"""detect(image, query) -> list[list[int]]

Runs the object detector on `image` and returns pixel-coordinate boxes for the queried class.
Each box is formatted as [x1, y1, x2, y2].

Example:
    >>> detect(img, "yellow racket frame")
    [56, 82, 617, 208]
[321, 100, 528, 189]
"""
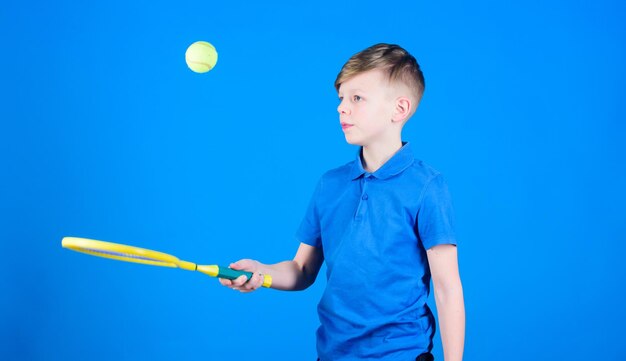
[62, 237, 272, 288]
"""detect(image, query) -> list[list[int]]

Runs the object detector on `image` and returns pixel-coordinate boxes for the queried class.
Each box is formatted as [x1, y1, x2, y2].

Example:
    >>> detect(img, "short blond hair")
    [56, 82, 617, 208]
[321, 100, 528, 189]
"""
[335, 43, 425, 104]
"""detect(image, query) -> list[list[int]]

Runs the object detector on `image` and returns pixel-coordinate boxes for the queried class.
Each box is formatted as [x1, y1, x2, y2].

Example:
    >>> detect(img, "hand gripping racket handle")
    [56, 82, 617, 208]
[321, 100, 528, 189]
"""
[197, 265, 272, 288]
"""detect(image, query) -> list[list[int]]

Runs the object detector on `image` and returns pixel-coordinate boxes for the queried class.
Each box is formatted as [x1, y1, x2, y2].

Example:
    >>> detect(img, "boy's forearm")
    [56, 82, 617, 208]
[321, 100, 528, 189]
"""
[258, 260, 315, 291]
[434, 283, 465, 361]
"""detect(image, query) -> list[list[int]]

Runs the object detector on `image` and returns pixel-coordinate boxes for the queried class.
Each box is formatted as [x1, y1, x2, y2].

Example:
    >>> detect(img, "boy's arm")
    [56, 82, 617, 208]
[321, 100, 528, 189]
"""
[427, 244, 465, 361]
[219, 242, 324, 292]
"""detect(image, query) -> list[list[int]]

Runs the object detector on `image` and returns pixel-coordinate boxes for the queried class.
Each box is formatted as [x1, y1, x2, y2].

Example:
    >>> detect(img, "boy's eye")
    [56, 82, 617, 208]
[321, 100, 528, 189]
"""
[353, 95, 362, 102]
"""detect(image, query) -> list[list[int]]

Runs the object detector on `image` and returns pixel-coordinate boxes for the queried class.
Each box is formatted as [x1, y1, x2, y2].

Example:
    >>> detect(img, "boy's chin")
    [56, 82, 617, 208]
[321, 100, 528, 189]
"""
[344, 135, 365, 146]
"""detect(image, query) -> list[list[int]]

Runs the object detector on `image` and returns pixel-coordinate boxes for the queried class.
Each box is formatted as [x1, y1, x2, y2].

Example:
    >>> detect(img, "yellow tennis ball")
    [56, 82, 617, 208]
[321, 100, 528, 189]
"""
[185, 41, 218, 73]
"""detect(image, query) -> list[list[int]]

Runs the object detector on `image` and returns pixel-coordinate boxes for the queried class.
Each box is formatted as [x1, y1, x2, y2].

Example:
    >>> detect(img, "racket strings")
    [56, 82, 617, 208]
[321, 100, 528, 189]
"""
[78, 247, 171, 264]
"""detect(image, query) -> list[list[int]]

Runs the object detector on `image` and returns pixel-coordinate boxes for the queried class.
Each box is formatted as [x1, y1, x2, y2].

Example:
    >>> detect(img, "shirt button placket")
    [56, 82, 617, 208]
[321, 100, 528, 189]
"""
[355, 176, 369, 221]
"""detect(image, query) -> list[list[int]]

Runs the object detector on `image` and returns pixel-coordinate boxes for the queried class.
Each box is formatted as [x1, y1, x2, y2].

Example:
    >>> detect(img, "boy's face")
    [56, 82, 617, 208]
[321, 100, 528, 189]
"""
[337, 69, 400, 147]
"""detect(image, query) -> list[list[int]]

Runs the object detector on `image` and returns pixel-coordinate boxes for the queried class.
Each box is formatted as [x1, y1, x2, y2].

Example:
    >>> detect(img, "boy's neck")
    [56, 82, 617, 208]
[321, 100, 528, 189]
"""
[361, 139, 404, 173]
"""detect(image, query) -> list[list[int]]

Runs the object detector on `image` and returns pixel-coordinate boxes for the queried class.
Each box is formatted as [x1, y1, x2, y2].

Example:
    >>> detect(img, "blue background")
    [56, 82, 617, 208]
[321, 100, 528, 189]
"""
[2, 1, 625, 360]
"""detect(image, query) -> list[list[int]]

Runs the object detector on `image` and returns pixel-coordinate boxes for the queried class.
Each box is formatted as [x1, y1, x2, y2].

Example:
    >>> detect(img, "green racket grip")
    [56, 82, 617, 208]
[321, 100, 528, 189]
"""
[218, 267, 253, 281]
[196, 265, 272, 288]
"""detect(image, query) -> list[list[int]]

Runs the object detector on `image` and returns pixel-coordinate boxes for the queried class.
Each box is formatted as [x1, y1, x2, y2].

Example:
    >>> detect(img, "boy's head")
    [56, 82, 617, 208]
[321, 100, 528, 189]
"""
[335, 43, 425, 120]
[336, 44, 425, 146]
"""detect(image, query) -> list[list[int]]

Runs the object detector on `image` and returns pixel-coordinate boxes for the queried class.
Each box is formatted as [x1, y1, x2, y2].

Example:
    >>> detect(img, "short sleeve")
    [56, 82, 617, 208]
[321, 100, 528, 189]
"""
[295, 177, 323, 248]
[417, 174, 457, 249]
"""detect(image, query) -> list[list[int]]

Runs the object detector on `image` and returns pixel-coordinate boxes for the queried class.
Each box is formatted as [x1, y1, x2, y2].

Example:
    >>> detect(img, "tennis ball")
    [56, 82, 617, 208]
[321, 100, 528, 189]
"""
[185, 41, 218, 73]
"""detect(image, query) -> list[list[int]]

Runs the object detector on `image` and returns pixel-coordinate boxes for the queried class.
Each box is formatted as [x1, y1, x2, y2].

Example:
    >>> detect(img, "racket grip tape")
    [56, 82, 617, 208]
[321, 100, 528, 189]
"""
[218, 267, 272, 288]
[218, 267, 253, 280]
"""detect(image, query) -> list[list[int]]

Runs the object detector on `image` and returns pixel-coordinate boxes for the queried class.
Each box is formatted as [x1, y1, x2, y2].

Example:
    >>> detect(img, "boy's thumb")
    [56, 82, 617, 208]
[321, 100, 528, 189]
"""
[229, 260, 248, 270]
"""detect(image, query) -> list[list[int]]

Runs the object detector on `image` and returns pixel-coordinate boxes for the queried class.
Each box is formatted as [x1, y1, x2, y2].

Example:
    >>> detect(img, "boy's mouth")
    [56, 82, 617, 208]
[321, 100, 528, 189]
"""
[341, 122, 353, 130]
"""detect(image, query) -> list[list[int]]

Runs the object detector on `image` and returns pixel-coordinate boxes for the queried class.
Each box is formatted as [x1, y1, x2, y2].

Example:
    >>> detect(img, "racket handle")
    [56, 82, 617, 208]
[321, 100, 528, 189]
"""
[218, 267, 253, 280]
[219, 267, 272, 288]
[197, 265, 272, 288]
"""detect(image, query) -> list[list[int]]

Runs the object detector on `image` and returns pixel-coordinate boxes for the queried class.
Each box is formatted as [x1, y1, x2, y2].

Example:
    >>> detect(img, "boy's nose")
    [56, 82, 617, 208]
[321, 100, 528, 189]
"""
[337, 102, 350, 115]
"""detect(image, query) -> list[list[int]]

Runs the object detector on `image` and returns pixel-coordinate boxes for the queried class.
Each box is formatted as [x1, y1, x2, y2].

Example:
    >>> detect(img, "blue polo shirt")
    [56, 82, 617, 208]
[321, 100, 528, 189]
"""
[296, 142, 457, 361]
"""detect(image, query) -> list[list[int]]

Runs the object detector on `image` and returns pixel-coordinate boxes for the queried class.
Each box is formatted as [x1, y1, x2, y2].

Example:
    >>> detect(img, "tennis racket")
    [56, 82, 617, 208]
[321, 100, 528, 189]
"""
[61, 237, 272, 288]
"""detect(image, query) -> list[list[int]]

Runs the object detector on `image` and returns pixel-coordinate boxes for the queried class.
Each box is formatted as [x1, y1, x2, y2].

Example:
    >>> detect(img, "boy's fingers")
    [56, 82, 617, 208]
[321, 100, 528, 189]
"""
[243, 272, 263, 290]
[242, 276, 256, 290]
[218, 278, 232, 286]
[218, 276, 247, 288]
[231, 275, 249, 287]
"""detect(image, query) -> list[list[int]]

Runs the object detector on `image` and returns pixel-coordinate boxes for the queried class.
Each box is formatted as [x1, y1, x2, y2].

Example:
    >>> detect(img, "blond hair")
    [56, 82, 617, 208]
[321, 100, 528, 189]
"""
[335, 43, 425, 104]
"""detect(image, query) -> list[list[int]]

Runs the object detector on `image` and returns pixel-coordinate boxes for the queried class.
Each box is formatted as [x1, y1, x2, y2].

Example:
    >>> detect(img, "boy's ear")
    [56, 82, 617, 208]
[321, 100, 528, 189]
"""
[392, 96, 412, 123]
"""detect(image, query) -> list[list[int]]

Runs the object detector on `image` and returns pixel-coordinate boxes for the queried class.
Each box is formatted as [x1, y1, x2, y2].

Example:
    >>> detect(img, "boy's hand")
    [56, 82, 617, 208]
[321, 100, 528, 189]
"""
[218, 259, 265, 293]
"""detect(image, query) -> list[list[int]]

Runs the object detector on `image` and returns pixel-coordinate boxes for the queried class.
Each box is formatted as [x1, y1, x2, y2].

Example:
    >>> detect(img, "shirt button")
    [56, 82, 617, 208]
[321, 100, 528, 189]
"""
[362, 194, 368, 200]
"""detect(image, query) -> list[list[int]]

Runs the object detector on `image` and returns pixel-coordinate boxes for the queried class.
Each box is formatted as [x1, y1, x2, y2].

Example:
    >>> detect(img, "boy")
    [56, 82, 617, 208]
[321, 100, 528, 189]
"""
[220, 43, 465, 361]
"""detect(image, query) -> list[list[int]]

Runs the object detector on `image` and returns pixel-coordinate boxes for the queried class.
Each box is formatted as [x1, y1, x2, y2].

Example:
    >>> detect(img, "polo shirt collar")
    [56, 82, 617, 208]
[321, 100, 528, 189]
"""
[350, 141, 414, 180]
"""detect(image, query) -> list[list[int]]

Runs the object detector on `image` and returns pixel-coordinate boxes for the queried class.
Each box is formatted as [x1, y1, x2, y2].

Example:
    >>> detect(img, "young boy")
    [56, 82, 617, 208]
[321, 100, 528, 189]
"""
[220, 43, 465, 361]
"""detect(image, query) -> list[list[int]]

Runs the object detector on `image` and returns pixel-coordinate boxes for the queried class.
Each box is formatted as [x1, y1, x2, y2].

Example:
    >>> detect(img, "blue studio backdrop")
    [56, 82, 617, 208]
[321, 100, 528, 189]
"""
[2, 1, 625, 360]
